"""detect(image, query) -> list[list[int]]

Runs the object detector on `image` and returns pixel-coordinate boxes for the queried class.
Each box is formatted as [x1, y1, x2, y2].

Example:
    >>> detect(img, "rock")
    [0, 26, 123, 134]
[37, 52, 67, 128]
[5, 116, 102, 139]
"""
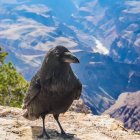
[105, 91, 140, 131]
[69, 99, 91, 114]
[0, 109, 11, 117]
[0, 105, 140, 140]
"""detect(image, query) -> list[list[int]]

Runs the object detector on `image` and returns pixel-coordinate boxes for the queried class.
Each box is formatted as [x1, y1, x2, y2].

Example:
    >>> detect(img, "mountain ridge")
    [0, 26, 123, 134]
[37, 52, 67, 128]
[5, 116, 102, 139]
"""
[105, 91, 140, 131]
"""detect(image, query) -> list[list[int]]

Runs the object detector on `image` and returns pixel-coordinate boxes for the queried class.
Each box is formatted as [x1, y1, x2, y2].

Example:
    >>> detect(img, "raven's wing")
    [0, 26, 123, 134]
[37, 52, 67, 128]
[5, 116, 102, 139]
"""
[74, 79, 82, 100]
[23, 71, 41, 109]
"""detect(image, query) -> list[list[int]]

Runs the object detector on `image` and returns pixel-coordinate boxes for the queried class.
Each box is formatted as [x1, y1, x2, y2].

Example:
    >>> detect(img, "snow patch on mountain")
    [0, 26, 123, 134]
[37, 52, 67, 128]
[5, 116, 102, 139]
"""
[16, 53, 43, 67]
[124, 1, 140, 14]
[16, 4, 50, 14]
[93, 38, 109, 55]
[0, 17, 55, 41]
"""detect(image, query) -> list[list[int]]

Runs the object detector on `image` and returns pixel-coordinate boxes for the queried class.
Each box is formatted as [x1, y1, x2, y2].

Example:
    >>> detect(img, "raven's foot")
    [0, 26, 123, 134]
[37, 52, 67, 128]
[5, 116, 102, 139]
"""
[38, 131, 50, 139]
[60, 132, 75, 138]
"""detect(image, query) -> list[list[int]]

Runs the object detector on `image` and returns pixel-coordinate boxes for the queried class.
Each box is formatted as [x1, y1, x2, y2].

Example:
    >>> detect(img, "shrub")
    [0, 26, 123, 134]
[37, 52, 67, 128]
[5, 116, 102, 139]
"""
[0, 47, 29, 107]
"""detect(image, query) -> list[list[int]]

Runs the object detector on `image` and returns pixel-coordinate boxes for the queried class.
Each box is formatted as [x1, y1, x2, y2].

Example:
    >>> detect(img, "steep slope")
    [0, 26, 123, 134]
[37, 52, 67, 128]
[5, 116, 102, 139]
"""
[73, 51, 140, 114]
[0, 0, 79, 79]
[0, 105, 140, 140]
[73, 0, 140, 64]
[105, 91, 140, 131]
[0, 0, 101, 80]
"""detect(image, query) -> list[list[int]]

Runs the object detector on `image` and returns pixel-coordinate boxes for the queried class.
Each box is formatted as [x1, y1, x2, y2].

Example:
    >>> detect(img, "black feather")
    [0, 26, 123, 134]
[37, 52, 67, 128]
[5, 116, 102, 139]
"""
[23, 46, 82, 121]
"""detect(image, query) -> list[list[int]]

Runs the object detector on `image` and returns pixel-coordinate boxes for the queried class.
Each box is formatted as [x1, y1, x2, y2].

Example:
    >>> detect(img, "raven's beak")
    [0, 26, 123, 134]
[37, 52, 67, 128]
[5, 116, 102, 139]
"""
[61, 52, 80, 63]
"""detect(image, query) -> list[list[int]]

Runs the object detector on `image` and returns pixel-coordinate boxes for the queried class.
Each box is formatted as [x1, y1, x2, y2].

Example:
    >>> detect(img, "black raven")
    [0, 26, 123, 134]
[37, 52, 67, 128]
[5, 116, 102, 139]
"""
[23, 46, 82, 139]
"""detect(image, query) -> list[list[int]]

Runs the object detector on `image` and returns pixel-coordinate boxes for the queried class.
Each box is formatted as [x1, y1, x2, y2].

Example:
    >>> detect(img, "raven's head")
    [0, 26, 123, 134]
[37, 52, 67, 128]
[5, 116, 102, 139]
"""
[47, 45, 79, 64]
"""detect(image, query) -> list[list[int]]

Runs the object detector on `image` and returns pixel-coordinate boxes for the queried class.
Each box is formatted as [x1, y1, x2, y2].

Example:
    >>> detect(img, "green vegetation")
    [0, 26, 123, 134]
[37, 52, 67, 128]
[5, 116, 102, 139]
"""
[0, 47, 29, 107]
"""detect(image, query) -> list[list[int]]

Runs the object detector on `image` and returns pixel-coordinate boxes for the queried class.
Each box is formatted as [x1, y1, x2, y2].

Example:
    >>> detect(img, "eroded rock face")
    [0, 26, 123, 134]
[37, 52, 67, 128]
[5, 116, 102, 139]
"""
[105, 91, 140, 131]
[68, 99, 91, 114]
[0, 105, 140, 140]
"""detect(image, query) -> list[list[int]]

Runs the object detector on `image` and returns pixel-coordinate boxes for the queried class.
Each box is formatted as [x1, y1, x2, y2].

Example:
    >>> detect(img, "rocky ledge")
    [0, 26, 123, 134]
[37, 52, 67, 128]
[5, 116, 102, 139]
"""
[105, 91, 140, 131]
[0, 105, 140, 140]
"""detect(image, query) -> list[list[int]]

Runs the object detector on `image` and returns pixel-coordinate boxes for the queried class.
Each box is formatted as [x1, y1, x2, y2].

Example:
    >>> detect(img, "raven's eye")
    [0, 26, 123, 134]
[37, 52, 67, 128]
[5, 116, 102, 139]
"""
[54, 50, 59, 57]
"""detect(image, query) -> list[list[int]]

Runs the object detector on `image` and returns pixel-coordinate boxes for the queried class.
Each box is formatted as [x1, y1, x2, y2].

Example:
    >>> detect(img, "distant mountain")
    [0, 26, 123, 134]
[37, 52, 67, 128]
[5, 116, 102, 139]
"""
[105, 91, 140, 131]
[73, 0, 140, 64]
[0, 0, 107, 79]
[0, 0, 140, 114]
[74, 51, 140, 114]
